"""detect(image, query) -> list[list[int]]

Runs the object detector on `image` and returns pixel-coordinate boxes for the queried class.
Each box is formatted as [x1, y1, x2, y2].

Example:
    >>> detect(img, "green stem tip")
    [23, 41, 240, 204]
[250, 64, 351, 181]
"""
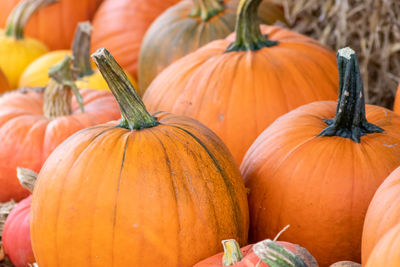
[226, 0, 278, 52]
[91, 48, 159, 130]
[222, 239, 243, 266]
[5, 0, 58, 39]
[189, 0, 225, 21]
[318, 47, 383, 142]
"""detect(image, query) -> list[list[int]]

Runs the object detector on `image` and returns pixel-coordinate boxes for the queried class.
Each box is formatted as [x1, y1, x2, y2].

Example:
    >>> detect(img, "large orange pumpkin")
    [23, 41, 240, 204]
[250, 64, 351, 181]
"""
[393, 83, 400, 113]
[361, 166, 400, 264]
[142, 0, 338, 164]
[91, 0, 180, 79]
[31, 48, 249, 266]
[0, 0, 101, 50]
[365, 224, 400, 267]
[138, 0, 286, 90]
[240, 47, 400, 266]
[0, 56, 119, 202]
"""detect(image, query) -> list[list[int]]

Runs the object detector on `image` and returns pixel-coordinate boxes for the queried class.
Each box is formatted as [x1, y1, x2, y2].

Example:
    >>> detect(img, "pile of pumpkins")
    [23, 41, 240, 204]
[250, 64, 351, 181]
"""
[0, 0, 399, 266]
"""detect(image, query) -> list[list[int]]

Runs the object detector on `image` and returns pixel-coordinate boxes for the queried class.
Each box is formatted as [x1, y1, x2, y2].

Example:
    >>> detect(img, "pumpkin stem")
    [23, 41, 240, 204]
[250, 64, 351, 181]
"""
[43, 56, 84, 119]
[0, 200, 17, 238]
[222, 239, 243, 266]
[226, 0, 277, 52]
[318, 47, 383, 142]
[190, 0, 225, 21]
[92, 48, 159, 130]
[72, 21, 94, 77]
[5, 0, 58, 39]
[17, 168, 38, 193]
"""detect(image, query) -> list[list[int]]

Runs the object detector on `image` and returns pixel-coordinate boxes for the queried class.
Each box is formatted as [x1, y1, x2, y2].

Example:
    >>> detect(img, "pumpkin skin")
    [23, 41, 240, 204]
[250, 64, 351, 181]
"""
[393, 83, 400, 113]
[31, 48, 249, 267]
[2, 195, 34, 267]
[143, 25, 338, 164]
[361, 166, 400, 264]
[138, 0, 286, 90]
[0, 0, 102, 50]
[240, 48, 400, 266]
[195, 241, 317, 266]
[365, 224, 400, 267]
[0, 88, 119, 202]
[91, 0, 180, 79]
[0, 68, 10, 92]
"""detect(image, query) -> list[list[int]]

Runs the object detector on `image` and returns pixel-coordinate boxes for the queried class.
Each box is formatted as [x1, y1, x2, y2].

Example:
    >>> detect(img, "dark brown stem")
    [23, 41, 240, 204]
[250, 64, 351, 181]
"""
[92, 48, 159, 130]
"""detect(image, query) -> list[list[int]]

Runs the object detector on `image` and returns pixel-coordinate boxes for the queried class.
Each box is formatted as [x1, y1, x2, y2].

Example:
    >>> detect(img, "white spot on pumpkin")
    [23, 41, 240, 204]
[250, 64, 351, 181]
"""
[219, 114, 224, 121]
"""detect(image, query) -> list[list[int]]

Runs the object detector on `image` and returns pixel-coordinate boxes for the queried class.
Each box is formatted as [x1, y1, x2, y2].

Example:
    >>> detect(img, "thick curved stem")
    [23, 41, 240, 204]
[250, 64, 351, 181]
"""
[222, 239, 243, 266]
[72, 21, 94, 77]
[190, 0, 225, 21]
[5, 0, 58, 39]
[226, 0, 277, 52]
[43, 56, 84, 119]
[318, 47, 383, 142]
[92, 48, 159, 130]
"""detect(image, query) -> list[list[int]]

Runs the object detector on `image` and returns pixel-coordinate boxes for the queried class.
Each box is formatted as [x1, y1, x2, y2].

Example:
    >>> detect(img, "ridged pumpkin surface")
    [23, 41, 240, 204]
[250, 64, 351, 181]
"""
[393, 83, 400, 113]
[0, 0, 101, 50]
[138, 0, 286, 90]
[91, 0, 180, 79]
[361, 166, 400, 264]
[2, 195, 34, 267]
[31, 112, 249, 266]
[241, 100, 400, 266]
[0, 88, 119, 201]
[143, 25, 338, 164]
[365, 224, 400, 267]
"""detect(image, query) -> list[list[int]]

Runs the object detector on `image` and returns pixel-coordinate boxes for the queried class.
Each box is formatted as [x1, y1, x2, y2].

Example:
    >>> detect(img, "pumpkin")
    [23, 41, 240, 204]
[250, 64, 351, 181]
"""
[138, 0, 286, 90]
[0, 68, 10, 92]
[195, 229, 318, 267]
[30, 48, 249, 266]
[361, 166, 400, 264]
[240, 47, 400, 266]
[393, 83, 400, 113]
[19, 22, 138, 92]
[91, 0, 180, 79]
[329, 262, 361, 267]
[365, 224, 400, 267]
[0, 56, 119, 202]
[142, 0, 338, 164]
[0, 0, 101, 50]
[2, 169, 37, 267]
[0, 0, 50, 89]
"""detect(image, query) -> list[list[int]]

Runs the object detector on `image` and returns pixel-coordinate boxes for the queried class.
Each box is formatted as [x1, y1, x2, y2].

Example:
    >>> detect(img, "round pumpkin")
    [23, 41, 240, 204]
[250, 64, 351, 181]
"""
[0, 56, 120, 202]
[31, 48, 249, 266]
[361, 166, 400, 264]
[91, 0, 180, 79]
[142, 0, 338, 164]
[240, 47, 400, 266]
[393, 83, 400, 113]
[0, 68, 10, 92]
[0, 0, 101, 50]
[0, 0, 50, 89]
[19, 22, 138, 92]
[195, 238, 318, 266]
[138, 0, 286, 90]
[365, 224, 400, 267]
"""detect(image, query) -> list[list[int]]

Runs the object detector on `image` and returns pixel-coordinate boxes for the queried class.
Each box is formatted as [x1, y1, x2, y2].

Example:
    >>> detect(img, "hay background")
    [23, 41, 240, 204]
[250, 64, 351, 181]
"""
[279, 0, 400, 108]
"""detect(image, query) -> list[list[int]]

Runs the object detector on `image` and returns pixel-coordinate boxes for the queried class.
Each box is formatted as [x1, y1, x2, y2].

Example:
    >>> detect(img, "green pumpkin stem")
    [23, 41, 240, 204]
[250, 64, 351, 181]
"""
[226, 0, 277, 52]
[92, 48, 159, 130]
[222, 239, 243, 266]
[318, 47, 383, 142]
[43, 56, 84, 119]
[190, 0, 225, 21]
[72, 21, 94, 77]
[5, 0, 58, 39]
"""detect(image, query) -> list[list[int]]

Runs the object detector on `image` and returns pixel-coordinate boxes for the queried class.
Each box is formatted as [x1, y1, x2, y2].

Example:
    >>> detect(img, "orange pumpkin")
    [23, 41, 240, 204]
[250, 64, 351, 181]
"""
[365, 224, 400, 267]
[91, 0, 180, 79]
[0, 68, 10, 92]
[0, 0, 101, 50]
[31, 48, 249, 266]
[138, 0, 286, 90]
[0, 56, 119, 202]
[393, 83, 400, 113]
[361, 166, 400, 264]
[240, 47, 400, 266]
[142, 0, 338, 164]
